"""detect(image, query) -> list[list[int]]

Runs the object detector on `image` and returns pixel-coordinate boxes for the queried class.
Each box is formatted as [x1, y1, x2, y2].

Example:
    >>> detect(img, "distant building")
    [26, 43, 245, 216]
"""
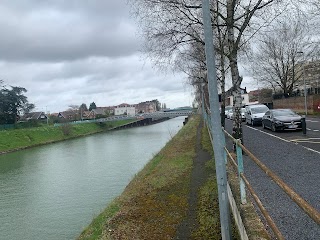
[19, 112, 48, 122]
[57, 111, 79, 121]
[92, 107, 115, 117]
[224, 87, 249, 106]
[248, 89, 273, 107]
[135, 101, 157, 114]
[294, 60, 320, 95]
[82, 111, 95, 120]
[248, 90, 260, 102]
[114, 103, 135, 116]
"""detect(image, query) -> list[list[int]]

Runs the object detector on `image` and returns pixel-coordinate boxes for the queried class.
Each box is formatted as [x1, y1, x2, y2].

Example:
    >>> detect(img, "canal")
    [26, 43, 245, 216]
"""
[0, 117, 185, 240]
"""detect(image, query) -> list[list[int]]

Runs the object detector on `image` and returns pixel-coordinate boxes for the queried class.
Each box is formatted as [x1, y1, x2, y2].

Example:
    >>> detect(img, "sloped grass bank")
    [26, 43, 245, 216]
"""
[200, 124, 269, 239]
[0, 120, 134, 154]
[78, 116, 201, 239]
[78, 116, 238, 240]
[77, 116, 268, 239]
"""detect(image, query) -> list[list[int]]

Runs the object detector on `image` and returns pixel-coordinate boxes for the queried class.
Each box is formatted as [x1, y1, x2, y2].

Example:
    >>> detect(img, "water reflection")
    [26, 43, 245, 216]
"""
[0, 117, 184, 240]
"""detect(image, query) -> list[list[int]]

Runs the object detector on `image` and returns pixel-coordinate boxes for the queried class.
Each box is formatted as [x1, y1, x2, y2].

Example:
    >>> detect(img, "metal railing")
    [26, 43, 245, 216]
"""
[202, 110, 320, 239]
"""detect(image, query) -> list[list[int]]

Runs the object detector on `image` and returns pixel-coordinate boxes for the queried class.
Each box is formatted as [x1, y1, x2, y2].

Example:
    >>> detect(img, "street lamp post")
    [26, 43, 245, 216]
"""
[303, 63, 307, 115]
[202, 0, 232, 239]
[297, 51, 307, 116]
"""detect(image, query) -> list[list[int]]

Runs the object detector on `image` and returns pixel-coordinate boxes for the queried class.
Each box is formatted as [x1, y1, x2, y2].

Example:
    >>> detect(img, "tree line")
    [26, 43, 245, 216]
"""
[0, 80, 34, 125]
[128, 0, 320, 142]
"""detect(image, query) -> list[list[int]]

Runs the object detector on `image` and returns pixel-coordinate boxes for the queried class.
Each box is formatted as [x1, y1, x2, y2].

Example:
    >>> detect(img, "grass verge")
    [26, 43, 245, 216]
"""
[191, 123, 241, 239]
[0, 120, 135, 153]
[227, 160, 271, 240]
[78, 116, 200, 239]
[216, 124, 270, 239]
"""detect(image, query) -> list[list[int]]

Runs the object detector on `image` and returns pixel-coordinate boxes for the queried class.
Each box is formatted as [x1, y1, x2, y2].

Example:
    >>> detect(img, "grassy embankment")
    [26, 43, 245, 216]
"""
[0, 120, 134, 153]
[202, 124, 270, 239]
[78, 115, 233, 239]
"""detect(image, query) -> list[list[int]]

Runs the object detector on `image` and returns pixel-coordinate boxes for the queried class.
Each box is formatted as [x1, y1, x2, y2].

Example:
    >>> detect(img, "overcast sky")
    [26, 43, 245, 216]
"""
[0, 0, 196, 113]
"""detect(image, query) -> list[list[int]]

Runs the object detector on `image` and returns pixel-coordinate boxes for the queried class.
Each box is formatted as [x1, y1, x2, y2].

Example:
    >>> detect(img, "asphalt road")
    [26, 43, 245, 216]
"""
[225, 117, 320, 239]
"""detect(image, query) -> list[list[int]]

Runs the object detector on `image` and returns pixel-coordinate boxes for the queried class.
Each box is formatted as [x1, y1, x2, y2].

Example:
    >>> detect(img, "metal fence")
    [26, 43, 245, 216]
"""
[201, 110, 320, 239]
[0, 124, 15, 130]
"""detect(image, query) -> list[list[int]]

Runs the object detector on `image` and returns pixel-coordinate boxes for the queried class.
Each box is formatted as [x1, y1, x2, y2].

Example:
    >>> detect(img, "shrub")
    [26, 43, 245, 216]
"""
[60, 123, 72, 136]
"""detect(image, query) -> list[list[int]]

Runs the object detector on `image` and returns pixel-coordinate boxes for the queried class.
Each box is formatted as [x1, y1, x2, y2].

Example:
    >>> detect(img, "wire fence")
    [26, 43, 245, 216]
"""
[201, 109, 320, 239]
[0, 124, 15, 130]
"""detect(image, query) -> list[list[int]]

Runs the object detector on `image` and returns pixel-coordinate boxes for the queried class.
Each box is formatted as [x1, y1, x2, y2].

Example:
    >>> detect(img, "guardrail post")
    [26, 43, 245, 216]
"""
[201, 87, 205, 121]
[301, 115, 307, 135]
[236, 139, 246, 204]
[222, 127, 227, 164]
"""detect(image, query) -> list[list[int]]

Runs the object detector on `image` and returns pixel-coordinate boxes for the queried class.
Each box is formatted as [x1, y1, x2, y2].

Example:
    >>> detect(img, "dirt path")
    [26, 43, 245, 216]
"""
[176, 119, 211, 239]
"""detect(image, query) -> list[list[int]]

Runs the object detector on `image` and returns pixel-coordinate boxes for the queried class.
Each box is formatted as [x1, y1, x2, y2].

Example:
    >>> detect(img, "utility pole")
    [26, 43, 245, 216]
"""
[46, 106, 49, 125]
[298, 51, 307, 116]
[201, 1, 232, 239]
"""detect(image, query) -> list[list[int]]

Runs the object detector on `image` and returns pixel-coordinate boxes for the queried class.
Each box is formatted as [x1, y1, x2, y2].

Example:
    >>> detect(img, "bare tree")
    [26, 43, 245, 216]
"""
[222, 0, 286, 142]
[129, 0, 286, 142]
[67, 105, 79, 111]
[248, 16, 314, 96]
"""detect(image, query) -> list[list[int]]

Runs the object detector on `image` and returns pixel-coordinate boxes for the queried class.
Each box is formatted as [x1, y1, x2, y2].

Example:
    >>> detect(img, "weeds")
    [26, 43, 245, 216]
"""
[78, 116, 199, 239]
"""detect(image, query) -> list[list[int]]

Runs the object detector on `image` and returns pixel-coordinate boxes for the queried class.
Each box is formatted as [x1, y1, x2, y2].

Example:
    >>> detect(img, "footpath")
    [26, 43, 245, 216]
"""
[78, 116, 232, 239]
[175, 119, 215, 239]
[78, 115, 269, 239]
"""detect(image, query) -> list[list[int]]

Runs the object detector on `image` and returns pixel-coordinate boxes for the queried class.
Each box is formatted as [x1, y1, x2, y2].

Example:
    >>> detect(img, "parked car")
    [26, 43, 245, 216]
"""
[241, 108, 246, 121]
[245, 104, 269, 126]
[227, 109, 233, 119]
[228, 108, 245, 121]
[224, 106, 233, 118]
[262, 109, 302, 132]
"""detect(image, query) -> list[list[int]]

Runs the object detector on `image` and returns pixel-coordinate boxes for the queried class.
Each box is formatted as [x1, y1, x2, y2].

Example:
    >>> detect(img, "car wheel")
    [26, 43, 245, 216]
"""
[271, 123, 276, 132]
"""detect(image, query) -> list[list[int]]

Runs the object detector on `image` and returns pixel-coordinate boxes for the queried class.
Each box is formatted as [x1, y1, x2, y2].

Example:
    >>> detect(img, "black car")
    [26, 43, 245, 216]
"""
[262, 109, 302, 131]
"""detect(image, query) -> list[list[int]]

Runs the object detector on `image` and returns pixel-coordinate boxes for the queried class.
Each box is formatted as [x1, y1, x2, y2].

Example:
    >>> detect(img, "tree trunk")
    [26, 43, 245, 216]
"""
[230, 55, 243, 143]
[220, 54, 226, 128]
[227, 0, 243, 143]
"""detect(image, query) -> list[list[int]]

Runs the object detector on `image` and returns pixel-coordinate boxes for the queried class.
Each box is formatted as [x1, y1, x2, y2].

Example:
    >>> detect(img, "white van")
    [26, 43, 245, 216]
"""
[245, 104, 269, 126]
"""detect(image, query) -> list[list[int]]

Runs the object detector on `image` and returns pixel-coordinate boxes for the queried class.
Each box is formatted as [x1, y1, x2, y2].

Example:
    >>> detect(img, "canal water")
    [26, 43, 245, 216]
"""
[0, 117, 184, 240]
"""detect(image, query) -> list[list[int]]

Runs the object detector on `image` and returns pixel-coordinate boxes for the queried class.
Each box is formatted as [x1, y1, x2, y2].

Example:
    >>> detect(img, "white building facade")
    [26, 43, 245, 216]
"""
[227, 93, 249, 106]
[114, 104, 136, 116]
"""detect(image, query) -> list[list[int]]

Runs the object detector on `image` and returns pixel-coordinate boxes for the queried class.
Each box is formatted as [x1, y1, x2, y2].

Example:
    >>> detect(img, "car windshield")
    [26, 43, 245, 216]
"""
[241, 108, 246, 113]
[272, 109, 296, 117]
[251, 106, 268, 114]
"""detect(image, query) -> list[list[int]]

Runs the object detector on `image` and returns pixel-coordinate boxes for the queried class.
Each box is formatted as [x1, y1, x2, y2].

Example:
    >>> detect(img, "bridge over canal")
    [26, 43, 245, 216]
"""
[97, 110, 195, 123]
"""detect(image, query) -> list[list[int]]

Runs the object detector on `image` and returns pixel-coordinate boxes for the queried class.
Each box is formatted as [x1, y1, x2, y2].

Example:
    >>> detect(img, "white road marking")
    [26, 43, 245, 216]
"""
[292, 140, 320, 144]
[245, 125, 320, 154]
[300, 147, 320, 154]
[292, 138, 320, 140]
[246, 125, 291, 143]
[306, 128, 320, 132]
[306, 120, 319, 123]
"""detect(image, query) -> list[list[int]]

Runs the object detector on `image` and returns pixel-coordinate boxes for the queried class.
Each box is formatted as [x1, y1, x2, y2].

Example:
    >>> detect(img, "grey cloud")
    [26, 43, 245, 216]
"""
[0, 1, 191, 113]
[4, 0, 130, 19]
[0, 1, 140, 62]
